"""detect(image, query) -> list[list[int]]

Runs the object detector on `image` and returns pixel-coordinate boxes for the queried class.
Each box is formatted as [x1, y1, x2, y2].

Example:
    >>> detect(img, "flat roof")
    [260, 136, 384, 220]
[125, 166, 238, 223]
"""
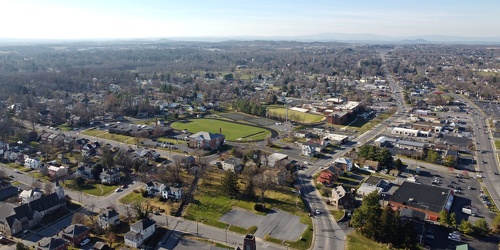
[389, 181, 452, 213]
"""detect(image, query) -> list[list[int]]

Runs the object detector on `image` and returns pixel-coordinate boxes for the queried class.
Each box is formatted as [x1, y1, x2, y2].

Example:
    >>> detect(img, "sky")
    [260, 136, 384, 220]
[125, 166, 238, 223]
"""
[1, 0, 499, 39]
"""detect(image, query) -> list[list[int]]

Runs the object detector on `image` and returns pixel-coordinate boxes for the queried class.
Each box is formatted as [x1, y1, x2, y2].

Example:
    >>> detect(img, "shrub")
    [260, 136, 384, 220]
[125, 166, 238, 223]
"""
[254, 203, 266, 212]
[141, 190, 149, 198]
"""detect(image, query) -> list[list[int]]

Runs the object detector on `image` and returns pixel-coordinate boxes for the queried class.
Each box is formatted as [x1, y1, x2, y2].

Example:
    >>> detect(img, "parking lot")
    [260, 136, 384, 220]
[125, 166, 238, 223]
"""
[408, 168, 499, 250]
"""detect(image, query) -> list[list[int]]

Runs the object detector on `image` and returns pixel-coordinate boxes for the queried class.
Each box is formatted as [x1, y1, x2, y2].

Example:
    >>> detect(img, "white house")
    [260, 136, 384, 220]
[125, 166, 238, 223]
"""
[222, 158, 243, 173]
[19, 188, 43, 204]
[332, 158, 353, 172]
[98, 208, 120, 229]
[24, 157, 42, 170]
[301, 142, 322, 157]
[124, 219, 156, 248]
[48, 165, 68, 178]
[161, 186, 182, 201]
[144, 181, 165, 196]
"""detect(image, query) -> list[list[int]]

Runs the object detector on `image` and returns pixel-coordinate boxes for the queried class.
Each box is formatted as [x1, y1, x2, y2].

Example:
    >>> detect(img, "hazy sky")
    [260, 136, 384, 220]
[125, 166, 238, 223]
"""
[1, 0, 499, 39]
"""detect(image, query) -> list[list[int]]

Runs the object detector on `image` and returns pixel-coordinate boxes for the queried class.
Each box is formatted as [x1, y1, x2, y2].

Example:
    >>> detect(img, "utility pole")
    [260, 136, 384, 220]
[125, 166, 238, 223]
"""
[225, 225, 229, 245]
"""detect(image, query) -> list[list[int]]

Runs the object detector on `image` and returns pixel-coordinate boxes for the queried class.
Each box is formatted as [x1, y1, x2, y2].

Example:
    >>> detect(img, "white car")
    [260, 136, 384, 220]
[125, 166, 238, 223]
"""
[80, 238, 90, 246]
[315, 210, 321, 215]
[115, 188, 122, 192]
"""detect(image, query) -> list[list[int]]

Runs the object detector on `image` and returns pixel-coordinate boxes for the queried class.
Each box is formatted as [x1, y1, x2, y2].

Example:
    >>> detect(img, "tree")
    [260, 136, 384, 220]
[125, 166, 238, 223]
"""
[426, 150, 439, 163]
[350, 191, 382, 239]
[439, 210, 451, 227]
[253, 172, 274, 201]
[473, 218, 490, 236]
[72, 212, 87, 225]
[221, 171, 239, 197]
[16, 242, 30, 250]
[394, 158, 404, 171]
[75, 176, 86, 187]
[100, 148, 115, 169]
[107, 232, 117, 248]
[44, 182, 54, 195]
[450, 212, 457, 229]
[379, 206, 399, 243]
[133, 201, 152, 220]
[399, 220, 418, 249]
[443, 155, 457, 167]
[458, 220, 474, 234]
[491, 213, 500, 233]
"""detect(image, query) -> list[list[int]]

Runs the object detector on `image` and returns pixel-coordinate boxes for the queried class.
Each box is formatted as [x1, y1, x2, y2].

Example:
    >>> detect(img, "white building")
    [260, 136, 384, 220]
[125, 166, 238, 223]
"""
[19, 188, 43, 204]
[124, 219, 156, 248]
[161, 186, 182, 201]
[24, 157, 41, 170]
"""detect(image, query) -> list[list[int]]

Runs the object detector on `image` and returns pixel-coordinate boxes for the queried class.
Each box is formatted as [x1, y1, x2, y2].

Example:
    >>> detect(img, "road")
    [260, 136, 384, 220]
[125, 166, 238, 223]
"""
[451, 94, 500, 209]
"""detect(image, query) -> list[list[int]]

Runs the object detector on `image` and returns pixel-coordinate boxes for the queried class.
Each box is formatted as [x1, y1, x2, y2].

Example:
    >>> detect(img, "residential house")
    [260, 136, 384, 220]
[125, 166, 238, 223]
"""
[316, 166, 343, 186]
[59, 224, 90, 246]
[144, 181, 164, 196]
[0, 183, 65, 236]
[161, 186, 182, 201]
[187, 131, 225, 150]
[0, 141, 9, 155]
[124, 219, 156, 248]
[98, 208, 120, 229]
[301, 142, 322, 157]
[48, 165, 68, 178]
[330, 185, 355, 209]
[75, 164, 93, 180]
[363, 160, 380, 172]
[356, 176, 385, 198]
[332, 158, 353, 172]
[19, 188, 43, 204]
[222, 158, 243, 173]
[24, 157, 42, 170]
[36, 236, 70, 250]
[100, 168, 121, 185]
[294, 130, 313, 138]
[171, 155, 196, 167]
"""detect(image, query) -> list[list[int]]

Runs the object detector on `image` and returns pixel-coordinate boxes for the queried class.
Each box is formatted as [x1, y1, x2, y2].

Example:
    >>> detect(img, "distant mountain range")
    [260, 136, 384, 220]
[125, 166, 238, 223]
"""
[1, 33, 500, 45]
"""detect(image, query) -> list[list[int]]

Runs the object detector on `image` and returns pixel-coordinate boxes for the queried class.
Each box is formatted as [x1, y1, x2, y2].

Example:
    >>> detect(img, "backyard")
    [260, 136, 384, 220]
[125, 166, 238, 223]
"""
[171, 118, 271, 141]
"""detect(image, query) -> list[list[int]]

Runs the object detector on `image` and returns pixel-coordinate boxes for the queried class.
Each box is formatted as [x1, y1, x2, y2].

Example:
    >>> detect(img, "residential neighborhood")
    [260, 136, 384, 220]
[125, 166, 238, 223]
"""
[0, 36, 499, 250]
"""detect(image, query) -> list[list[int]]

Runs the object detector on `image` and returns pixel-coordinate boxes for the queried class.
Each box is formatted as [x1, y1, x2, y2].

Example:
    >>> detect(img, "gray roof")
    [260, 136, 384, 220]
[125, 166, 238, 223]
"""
[224, 158, 241, 166]
[36, 236, 69, 250]
[130, 218, 156, 231]
[389, 181, 452, 213]
[188, 131, 224, 140]
[61, 224, 89, 238]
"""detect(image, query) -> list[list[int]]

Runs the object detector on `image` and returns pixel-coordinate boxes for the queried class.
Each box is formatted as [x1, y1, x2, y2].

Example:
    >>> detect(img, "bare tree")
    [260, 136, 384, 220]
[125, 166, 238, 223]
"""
[121, 205, 134, 223]
[31, 181, 43, 189]
[253, 171, 275, 201]
[44, 182, 54, 194]
[72, 212, 87, 225]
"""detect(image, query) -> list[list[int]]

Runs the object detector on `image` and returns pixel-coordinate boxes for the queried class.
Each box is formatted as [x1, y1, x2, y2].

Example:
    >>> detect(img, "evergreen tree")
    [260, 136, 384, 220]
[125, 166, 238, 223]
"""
[379, 206, 399, 243]
[350, 191, 382, 239]
[458, 220, 474, 234]
[399, 221, 418, 249]
[473, 218, 490, 236]
[221, 171, 239, 197]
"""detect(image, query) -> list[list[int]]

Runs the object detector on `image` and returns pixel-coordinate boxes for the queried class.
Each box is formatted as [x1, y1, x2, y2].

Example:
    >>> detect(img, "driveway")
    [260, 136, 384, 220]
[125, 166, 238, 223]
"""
[219, 208, 307, 241]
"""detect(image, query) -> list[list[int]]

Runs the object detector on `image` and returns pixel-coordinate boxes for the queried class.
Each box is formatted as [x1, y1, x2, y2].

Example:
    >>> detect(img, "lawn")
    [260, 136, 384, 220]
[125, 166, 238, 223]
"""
[495, 140, 500, 150]
[267, 107, 324, 124]
[119, 191, 146, 205]
[171, 118, 271, 141]
[330, 209, 345, 221]
[62, 182, 118, 196]
[346, 232, 390, 250]
[81, 129, 140, 143]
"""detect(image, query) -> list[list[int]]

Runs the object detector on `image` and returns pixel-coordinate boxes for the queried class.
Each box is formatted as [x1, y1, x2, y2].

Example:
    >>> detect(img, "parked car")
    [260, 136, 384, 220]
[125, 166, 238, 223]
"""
[80, 238, 90, 246]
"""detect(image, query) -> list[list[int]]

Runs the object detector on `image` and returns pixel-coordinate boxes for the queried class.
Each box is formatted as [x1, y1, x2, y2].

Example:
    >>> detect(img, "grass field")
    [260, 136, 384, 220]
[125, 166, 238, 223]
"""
[346, 232, 390, 250]
[119, 191, 146, 205]
[62, 182, 119, 197]
[171, 118, 271, 141]
[267, 107, 324, 124]
[81, 129, 140, 143]
[495, 140, 500, 149]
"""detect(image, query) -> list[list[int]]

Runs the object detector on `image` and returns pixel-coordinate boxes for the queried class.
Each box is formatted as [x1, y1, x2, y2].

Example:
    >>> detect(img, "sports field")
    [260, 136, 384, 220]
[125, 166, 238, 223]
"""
[267, 107, 324, 124]
[171, 118, 271, 141]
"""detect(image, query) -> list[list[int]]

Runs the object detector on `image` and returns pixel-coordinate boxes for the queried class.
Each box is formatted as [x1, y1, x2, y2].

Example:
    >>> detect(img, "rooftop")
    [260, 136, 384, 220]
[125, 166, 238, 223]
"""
[389, 181, 452, 213]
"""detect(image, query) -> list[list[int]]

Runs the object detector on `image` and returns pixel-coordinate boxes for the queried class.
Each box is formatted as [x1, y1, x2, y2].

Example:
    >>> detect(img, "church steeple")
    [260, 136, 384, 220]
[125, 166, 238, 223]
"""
[55, 178, 65, 200]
